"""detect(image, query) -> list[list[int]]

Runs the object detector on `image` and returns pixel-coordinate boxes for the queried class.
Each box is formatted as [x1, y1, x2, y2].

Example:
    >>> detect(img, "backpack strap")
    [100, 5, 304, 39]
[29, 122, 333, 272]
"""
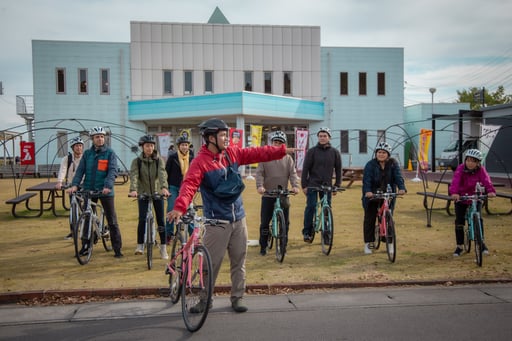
[65, 153, 73, 183]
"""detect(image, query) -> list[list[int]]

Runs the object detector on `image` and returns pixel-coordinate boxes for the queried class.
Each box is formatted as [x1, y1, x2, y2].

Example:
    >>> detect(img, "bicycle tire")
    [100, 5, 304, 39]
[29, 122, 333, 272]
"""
[321, 206, 334, 255]
[463, 223, 471, 253]
[275, 210, 286, 262]
[69, 198, 80, 235]
[168, 231, 184, 304]
[75, 213, 93, 265]
[267, 224, 274, 250]
[473, 215, 483, 267]
[182, 244, 213, 332]
[385, 211, 396, 263]
[374, 222, 381, 250]
[98, 213, 112, 252]
[146, 216, 155, 270]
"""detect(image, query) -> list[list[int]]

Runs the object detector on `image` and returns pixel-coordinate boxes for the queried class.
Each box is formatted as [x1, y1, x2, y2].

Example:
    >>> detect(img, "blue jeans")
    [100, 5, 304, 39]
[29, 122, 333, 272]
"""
[302, 190, 331, 237]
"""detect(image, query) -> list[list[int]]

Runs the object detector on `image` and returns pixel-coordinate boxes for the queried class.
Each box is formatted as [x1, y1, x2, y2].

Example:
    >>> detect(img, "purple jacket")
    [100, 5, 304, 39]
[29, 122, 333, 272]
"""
[449, 164, 496, 196]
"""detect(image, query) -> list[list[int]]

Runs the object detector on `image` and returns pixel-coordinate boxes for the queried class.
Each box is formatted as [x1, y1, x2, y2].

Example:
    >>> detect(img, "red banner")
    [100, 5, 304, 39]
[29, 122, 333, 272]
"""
[20, 141, 35, 165]
[229, 128, 243, 148]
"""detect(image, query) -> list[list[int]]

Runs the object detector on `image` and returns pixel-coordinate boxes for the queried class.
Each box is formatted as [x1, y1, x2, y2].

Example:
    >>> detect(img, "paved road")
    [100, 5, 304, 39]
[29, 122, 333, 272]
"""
[1, 284, 511, 340]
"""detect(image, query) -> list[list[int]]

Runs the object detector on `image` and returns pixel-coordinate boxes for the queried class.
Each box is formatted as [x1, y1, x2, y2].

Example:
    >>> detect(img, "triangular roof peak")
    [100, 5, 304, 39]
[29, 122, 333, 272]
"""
[207, 7, 230, 24]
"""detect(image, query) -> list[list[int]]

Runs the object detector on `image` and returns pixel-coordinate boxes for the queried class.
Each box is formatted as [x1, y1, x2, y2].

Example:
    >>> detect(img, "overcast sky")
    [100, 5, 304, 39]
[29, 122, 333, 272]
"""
[1, 0, 511, 131]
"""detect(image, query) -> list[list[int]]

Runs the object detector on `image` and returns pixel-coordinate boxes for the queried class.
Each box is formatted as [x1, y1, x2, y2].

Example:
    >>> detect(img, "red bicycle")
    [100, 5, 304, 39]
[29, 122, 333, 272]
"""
[372, 188, 400, 263]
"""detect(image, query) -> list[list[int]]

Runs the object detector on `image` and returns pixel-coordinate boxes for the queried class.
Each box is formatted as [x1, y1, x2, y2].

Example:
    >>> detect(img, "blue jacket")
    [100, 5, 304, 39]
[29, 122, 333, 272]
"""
[362, 158, 406, 208]
[72, 145, 118, 196]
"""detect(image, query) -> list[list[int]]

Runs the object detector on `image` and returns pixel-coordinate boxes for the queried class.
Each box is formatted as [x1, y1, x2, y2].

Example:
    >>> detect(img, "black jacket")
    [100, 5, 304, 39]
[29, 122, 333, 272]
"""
[301, 142, 342, 189]
[165, 151, 194, 187]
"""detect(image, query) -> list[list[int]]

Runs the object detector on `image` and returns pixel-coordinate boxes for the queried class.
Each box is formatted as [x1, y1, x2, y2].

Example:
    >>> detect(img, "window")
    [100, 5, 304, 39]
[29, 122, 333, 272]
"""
[163, 70, 172, 94]
[78, 69, 88, 94]
[359, 72, 367, 96]
[56, 132, 67, 157]
[283, 71, 292, 95]
[184, 71, 193, 94]
[264, 71, 272, 94]
[359, 130, 367, 154]
[340, 130, 349, 153]
[56, 68, 66, 94]
[204, 71, 213, 93]
[244, 71, 253, 91]
[377, 72, 386, 95]
[340, 72, 348, 95]
[100, 69, 110, 95]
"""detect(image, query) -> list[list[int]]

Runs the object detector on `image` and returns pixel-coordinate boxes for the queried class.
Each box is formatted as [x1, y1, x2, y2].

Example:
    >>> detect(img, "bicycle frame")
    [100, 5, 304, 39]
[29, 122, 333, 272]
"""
[459, 188, 487, 267]
[372, 190, 399, 263]
[134, 193, 161, 270]
[265, 186, 291, 262]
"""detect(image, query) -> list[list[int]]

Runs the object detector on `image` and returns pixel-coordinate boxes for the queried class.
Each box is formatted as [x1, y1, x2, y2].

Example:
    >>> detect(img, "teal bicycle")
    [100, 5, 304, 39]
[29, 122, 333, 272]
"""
[309, 185, 342, 255]
[459, 183, 487, 267]
[265, 186, 294, 263]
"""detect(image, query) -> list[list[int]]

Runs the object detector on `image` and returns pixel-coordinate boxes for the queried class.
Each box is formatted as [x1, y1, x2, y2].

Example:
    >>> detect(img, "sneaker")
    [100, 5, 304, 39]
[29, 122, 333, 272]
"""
[134, 244, 144, 255]
[79, 244, 89, 256]
[453, 247, 463, 257]
[114, 250, 124, 258]
[364, 243, 372, 254]
[64, 233, 72, 240]
[482, 244, 489, 255]
[260, 248, 267, 256]
[231, 297, 248, 313]
[189, 300, 213, 314]
[303, 234, 313, 243]
[159, 245, 169, 259]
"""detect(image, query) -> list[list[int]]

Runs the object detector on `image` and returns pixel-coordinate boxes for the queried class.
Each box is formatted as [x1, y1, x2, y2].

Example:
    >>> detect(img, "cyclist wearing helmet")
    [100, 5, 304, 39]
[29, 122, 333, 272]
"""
[450, 148, 496, 257]
[256, 131, 300, 255]
[165, 134, 194, 243]
[362, 142, 406, 255]
[56, 136, 84, 239]
[301, 126, 342, 243]
[129, 135, 170, 259]
[168, 118, 298, 313]
[70, 126, 124, 258]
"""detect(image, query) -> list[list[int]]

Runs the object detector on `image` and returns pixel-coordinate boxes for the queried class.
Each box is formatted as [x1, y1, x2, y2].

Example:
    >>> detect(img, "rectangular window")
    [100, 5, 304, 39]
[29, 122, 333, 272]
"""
[264, 71, 272, 94]
[184, 71, 193, 94]
[244, 71, 253, 91]
[56, 68, 66, 94]
[100, 69, 110, 95]
[340, 72, 348, 95]
[163, 70, 172, 94]
[283, 71, 292, 95]
[359, 72, 367, 96]
[204, 71, 213, 93]
[377, 72, 385, 95]
[340, 130, 349, 153]
[359, 130, 367, 154]
[78, 69, 88, 94]
[56, 132, 67, 157]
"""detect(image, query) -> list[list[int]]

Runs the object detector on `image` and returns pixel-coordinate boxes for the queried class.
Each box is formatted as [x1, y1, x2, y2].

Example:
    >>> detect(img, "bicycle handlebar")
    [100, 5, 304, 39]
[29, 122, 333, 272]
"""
[308, 185, 344, 193]
[128, 192, 167, 200]
[458, 194, 487, 202]
[264, 188, 297, 197]
[371, 192, 401, 200]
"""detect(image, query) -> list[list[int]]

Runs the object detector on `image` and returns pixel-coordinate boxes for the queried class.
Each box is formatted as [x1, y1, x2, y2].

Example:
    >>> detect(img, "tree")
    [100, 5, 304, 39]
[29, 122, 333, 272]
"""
[456, 86, 512, 110]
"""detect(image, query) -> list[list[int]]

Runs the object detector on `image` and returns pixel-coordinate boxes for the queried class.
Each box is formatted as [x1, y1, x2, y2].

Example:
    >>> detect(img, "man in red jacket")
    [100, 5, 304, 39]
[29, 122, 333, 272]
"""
[168, 118, 298, 313]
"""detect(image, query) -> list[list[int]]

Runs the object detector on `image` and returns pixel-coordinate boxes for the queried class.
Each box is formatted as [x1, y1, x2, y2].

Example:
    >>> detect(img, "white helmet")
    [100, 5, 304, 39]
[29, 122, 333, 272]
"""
[89, 126, 106, 136]
[271, 131, 287, 143]
[69, 137, 84, 148]
[375, 142, 392, 155]
[317, 127, 331, 137]
[465, 149, 483, 161]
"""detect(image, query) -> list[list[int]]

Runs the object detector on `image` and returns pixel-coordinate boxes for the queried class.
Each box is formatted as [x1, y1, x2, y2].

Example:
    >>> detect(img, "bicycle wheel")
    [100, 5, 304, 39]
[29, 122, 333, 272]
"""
[168, 232, 185, 304]
[182, 244, 213, 332]
[473, 215, 483, 267]
[74, 213, 93, 265]
[69, 199, 80, 236]
[146, 216, 155, 270]
[97, 213, 112, 252]
[267, 224, 274, 250]
[275, 210, 286, 262]
[374, 221, 381, 250]
[385, 211, 396, 263]
[463, 223, 471, 253]
[321, 206, 334, 255]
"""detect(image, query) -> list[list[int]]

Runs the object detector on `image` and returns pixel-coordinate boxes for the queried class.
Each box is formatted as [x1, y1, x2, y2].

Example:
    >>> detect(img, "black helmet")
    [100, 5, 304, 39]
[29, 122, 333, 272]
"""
[138, 134, 155, 146]
[176, 136, 190, 145]
[198, 118, 229, 136]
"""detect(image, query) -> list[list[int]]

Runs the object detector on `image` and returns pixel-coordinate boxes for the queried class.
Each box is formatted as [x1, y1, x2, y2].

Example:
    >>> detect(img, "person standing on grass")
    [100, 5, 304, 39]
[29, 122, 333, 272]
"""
[167, 118, 299, 314]
[301, 127, 342, 243]
[449, 149, 495, 257]
[56, 136, 84, 239]
[129, 135, 170, 259]
[361, 142, 406, 255]
[256, 131, 300, 256]
[69, 126, 124, 258]
[165, 135, 194, 243]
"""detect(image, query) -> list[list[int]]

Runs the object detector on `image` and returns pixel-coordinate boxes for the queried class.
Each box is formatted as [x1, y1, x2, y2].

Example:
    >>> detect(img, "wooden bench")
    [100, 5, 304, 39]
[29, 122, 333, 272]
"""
[416, 191, 453, 216]
[0, 165, 18, 178]
[37, 164, 60, 178]
[5, 192, 38, 218]
[342, 167, 364, 188]
[18, 165, 37, 178]
[485, 191, 512, 215]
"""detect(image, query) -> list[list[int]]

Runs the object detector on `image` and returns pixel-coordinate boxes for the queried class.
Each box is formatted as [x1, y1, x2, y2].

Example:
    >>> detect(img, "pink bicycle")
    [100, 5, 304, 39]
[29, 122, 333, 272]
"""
[372, 187, 400, 263]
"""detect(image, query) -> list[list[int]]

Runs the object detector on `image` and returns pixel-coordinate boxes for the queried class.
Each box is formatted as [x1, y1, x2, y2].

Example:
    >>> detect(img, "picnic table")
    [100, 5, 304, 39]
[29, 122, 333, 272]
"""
[342, 167, 364, 188]
[25, 181, 69, 217]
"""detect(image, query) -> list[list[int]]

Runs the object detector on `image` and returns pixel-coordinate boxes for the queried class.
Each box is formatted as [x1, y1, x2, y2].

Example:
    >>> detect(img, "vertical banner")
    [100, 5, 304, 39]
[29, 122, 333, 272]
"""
[295, 128, 309, 171]
[480, 124, 501, 165]
[229, 128, 243, 148]
[157, 133, 171, 159]
[250, 125, 263, 167]
[20, 141, 35, 165]
[418, 128, 432, 171]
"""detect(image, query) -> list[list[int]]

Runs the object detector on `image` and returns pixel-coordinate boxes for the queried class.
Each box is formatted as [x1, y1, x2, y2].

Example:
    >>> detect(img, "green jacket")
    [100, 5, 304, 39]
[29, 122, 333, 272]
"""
[72, 145, 117, 196]
[129, 150, 168, 194]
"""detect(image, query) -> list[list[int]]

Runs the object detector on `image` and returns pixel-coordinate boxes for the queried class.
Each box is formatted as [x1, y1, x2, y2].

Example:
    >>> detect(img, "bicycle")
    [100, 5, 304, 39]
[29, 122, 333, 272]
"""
[372, 187, 400, 263]
[166, 204, 220, 332]
[459, 183, 488, 267]
[63, 185, 83, 237]
[74, 190, 112, 265]
[265, 186, 294, 262]
[129, 192, 164, 270]
[309, 185, 342, 255]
